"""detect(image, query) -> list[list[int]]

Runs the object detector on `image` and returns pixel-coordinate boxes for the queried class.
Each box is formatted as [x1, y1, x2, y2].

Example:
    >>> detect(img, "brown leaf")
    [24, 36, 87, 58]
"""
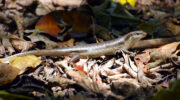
[157, 42, 180, 55]
[35, 13, 62, 37]
[111, 79, 139, 97]
[67, 70, 93, 92]
[67, 69, 111, 96]
[11, 35, 34, 52]
[36, 0, 86, 15]
[0, 63, 20, 86]
[5, 0, 33, 9]
[58, 38, 74, 48]
[28, 34, 58, 49]
[134, 49, 151, 73]
[145, 42, 180, 68]
[167, 19, 180, 35]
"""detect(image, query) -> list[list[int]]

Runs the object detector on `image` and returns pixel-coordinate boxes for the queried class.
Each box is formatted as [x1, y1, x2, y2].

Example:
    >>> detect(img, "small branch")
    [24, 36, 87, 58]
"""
[150, 63, 174, 72]
[132, 36, 180, 49]
[91, 16, 98, 43]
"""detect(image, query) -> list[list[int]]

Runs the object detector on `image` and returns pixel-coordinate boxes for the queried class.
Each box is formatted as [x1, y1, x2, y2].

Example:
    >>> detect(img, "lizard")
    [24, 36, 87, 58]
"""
[2, 31, 147, 61]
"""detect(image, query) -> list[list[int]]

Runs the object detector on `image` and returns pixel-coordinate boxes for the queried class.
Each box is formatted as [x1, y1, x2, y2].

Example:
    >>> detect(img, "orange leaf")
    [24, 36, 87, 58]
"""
[58, 10, 91, 37]
[73, 59, 88, 74]
[73, 64, 87, 74]
[35, 13, 61, 37]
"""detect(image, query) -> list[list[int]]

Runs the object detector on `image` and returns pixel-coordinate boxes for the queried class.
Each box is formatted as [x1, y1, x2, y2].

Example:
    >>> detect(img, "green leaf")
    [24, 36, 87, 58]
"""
[0, 90, 33, 100]
[151, 79, 180, 100]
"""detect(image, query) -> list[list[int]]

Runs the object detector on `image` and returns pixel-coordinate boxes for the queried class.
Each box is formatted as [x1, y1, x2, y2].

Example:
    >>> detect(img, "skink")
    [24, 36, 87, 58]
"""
[2, 31, 147, 60]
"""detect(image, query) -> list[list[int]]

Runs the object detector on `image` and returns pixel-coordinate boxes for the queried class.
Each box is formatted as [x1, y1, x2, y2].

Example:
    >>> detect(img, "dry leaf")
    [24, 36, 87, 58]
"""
[134, 49, 151, 65]
[137, 62, 151, 87]
[67, 70, 93, 92]
[67, 69, 111, 95]
[2, 35, 15, 55]
[167, 21, 180, 35]
[0, 63, 20, 86]
[99, 58, 116, 76]
[55, 58, 71, 70]
[35, 13, 62, 37]
[100, 58, 115, 69]
[157, 42, 180, 55]
[10, 35, 34, 52]
[134, 49, 151, 73]
[129, 57, 137, 72]
[5, 0, 33, 9]
[28, 34, 58, 49]
[0, 43, 5, 57]
[111, 79, 139, 96]
[36, 0, 86, 15]
[147, 42, 180, 68]
[58, 38, 74, 48]
[108, 73, 131, 81]
[9, 55, 41, 74]
[74, 59, 88, 74]
[120, 52, 137, 78]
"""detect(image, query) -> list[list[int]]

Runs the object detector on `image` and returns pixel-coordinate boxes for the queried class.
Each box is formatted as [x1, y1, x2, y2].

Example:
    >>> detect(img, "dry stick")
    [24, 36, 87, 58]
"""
[132, 36, 180, 49]
[8, 10, 24, 39]
[115, 59, 137, 78]
[0, 41, 5, 56]
[91, 16, 99, 43]
[1, 32, 15, 55]
[137, 64, 152, 87]
[108, 73, 131, 80]
[149, 63, 173, 72]
[0, 12, 12, 24]
[177, 69, 180, 79]
[121, 51, 138, 78]
[128, 57, 137, 72]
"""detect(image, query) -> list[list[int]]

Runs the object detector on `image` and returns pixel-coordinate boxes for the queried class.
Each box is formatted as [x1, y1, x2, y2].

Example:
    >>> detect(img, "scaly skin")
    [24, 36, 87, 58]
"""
[3, 31, 147, 60]
[70, 31, 147, 61]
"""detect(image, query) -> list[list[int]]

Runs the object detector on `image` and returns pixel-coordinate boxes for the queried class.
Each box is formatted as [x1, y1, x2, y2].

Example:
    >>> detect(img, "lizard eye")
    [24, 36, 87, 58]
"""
[136, 33, 141, 35]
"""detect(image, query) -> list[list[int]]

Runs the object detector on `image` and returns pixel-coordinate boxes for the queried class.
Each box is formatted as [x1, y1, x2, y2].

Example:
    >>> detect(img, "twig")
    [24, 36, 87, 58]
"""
[0, 12, 12, 24]
[108, 73, 131, 81]
[2, 32, 15, 55]
[132, 36, 180, 49]
[91, 16, 98, 43]
[150, 63, 174, 72]
[115, 60, 137, 78]
[8, 10, 24, 39]
[137, 64, 151, 87]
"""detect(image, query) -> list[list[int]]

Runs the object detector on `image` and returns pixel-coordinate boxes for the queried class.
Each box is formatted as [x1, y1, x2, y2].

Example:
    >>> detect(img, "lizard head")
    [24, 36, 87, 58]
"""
[124, 31, 147, 50]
